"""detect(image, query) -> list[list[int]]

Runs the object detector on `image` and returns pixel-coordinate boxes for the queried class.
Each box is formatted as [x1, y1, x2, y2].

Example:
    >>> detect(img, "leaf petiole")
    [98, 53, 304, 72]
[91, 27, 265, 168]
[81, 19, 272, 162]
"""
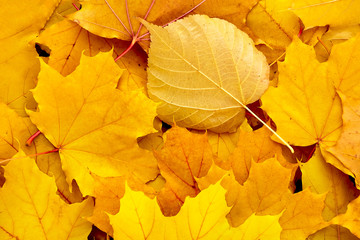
[244, 104, 294, 153]
[0, 148, 59, 165]
[26, 130, 41, 146]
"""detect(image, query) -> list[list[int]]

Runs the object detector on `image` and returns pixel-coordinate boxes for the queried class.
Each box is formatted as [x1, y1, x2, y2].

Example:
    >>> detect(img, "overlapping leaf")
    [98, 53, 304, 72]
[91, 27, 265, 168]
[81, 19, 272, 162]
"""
[230, 125, 296, 185]
[227, 158, 293, 227]
[154, 126, 213, 216]
[328, 33, 360, 98]
[28, 51, 159, 195]
[68, 0, 202, 41]
[0, 152, 93, 240]
[262, 38, 343, 147]
[290, 0, 360, 29]
[0, 0, 60, 116]
[301, 148, 360, 239]
[279, 189, 329, 240]
[247, 0, 300, 49]
[145, 14, 269, 133]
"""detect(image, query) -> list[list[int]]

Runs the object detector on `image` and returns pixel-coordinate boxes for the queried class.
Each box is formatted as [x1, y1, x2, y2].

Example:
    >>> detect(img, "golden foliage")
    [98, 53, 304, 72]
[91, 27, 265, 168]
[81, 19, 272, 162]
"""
[1, 0, 360, 239]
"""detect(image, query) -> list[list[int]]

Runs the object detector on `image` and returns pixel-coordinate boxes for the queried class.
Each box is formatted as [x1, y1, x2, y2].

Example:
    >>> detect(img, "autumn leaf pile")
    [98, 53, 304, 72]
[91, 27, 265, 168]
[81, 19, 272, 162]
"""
[1, 0, 360, 239]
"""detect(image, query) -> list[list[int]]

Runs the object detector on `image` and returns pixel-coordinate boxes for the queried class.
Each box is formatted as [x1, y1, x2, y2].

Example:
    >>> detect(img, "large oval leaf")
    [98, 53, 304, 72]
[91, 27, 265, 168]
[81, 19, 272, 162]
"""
[144, 14, 269, 133]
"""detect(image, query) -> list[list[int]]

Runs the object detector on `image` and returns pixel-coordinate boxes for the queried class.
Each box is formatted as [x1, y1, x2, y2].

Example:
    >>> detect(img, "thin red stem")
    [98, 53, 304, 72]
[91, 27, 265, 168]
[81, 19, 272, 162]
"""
[125, 0, 134, 36]
[115, 0, 206, 61]
[114, 39, 137, 62]
[72, 3, 80, 11]
[298, 27, 304, 37]
[307, 144, 317, 161]
[0, 148, 59, 165]
[135, 0, 156, 38]
[26, 130, 41, 146]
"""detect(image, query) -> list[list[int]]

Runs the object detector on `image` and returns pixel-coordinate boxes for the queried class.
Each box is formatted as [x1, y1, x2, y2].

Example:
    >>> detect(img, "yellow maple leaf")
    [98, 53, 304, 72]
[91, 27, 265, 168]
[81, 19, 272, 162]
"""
[154, 126, 213, 216]
[0, 0, 59, 60]
[0, 151, 93, 240]
[300, 147, 359, 221]
[68, 0, 204, 41]
[45, 0, 79, 27]
[87, 174, 126, 235]
[0, 0, 60, 116]
[247, 0, 300, 49]
[28, 51, 159, 195]
[331, 195, 360, 238]
[279, 188, 329, 240]
[0, 103, 32, 160]
[328, 33, 360, 98]
[144, 14, 269, 133]
[35, 19, 112, 76]
[262, 38, 343, 148]
[0, 102, 83, 204]
[109, 183, 168, 240]
[229, 213, 283, 240]
[110, 181, 234, 240]
[227, 157, 293, 227]
[230, 125, 296, 185]
[326, 94, 360, 186]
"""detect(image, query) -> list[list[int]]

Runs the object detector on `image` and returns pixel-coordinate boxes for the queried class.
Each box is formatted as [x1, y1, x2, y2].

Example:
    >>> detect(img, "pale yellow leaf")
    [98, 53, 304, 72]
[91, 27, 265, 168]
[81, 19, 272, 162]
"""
[144, 14, 269, 133]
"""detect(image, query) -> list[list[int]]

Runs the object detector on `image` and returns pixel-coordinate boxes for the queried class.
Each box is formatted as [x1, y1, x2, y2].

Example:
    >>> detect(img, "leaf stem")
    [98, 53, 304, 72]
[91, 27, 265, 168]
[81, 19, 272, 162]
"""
[244, 105, 294, 153]
[26, 130, 41, 146]
[114, 38, 137, 62]
[72, 3, 80, 11]
[0, 148, 59, 165]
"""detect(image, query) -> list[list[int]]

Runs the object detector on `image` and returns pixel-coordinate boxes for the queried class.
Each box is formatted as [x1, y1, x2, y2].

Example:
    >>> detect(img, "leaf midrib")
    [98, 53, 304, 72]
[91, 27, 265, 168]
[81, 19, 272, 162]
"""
[148, 21, 248, 110]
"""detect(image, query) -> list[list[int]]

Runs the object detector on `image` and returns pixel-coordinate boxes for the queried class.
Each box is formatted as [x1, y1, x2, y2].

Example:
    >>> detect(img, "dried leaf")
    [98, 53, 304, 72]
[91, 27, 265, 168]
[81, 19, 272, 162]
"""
[155, 126, 213, 216]
[301, 147, 359, 221]
[279, 189, 329, 240]
[145, 14, 269, 132]
[228, 157, 292, 227]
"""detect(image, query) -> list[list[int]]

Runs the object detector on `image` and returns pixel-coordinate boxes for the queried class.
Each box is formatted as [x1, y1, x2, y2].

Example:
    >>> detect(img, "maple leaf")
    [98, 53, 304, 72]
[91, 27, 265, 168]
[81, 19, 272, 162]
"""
[0, 151, 93, 240]
[110, 181, 234, 240]
[331, 195, 360, 238]
[87, 174, 126, 235]
[328, 33, 360, 98]
[0, 0, 60, 116]
[45, 0, 79, 27]
[35, 18, 113, 76]
[300, 147, 359, 220]
[246, 0, 300, 49]
[227, 157, 293, 227]
[154, 126, 213, 216]
[262, 38, 343, 148]
[326, 93, 360, 185]
[144, 14, 269, 133]
[35, 18, 148, 92]
[68, 0, 200, 40]
[230, 125, 296, 185]
[279, 189, 330, 240]
[0, 103, 32, 160]
[28, 51, 159, 195]
[229, 213, 283, 240]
